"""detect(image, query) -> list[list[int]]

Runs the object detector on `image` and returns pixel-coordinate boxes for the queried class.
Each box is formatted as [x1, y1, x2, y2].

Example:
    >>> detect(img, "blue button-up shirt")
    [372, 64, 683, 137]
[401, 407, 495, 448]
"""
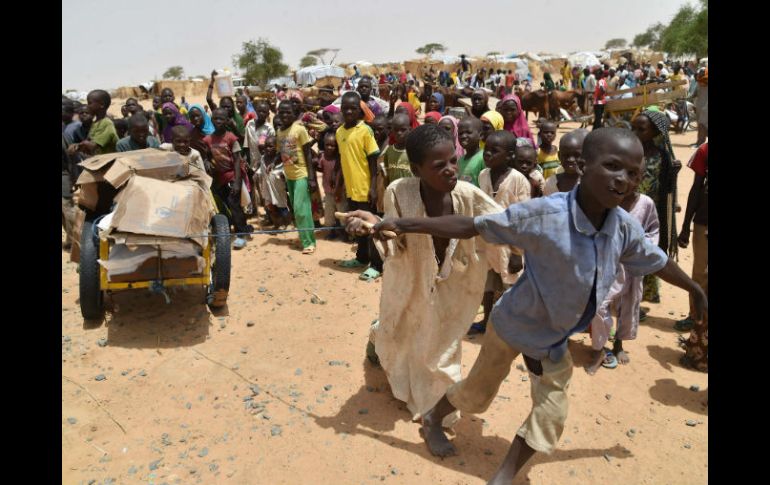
[474, 187, 668, 362]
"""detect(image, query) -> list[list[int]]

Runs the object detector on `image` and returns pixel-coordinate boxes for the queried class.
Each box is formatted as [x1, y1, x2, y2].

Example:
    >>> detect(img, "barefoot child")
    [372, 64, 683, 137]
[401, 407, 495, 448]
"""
[276, 100, 318, 254]
[468, 130, 531, 336]
[316, 132, 347, 239]
[367, 127, 707, 483]
[585, 157, 659, 374]
[343, 123, 503, 428]
[257, 135, 291, 228]
[536, 120, 561, 179]
[511, 143, 545, 198]
[543, 129, 588, 196]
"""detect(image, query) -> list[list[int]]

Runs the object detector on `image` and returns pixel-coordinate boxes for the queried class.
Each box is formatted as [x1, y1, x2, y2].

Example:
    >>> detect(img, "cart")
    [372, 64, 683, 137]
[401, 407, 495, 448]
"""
[78, 213, 232, 320]
[602, 79, 688, 129]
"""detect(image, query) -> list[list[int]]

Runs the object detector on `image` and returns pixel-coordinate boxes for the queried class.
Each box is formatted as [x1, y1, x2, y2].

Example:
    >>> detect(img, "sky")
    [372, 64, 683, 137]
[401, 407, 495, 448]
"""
[62, 0, 693, 92]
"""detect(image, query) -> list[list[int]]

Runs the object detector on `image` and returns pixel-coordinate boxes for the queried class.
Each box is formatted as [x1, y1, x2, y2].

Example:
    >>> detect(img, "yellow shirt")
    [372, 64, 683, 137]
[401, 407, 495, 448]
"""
[336, 121, 380, 202]
[537, 148, 561, 180]
[277, 121, 312, 181]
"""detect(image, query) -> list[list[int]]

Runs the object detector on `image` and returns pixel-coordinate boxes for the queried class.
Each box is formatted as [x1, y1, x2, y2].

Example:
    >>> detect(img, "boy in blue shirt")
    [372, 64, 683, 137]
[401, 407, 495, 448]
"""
[344, 127, 707, 484]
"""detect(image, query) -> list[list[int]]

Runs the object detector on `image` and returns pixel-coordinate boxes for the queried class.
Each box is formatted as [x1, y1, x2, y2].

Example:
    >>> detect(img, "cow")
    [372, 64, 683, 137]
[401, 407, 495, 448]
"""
[548, 90, 582, 120]
[518, 89, 550, 121]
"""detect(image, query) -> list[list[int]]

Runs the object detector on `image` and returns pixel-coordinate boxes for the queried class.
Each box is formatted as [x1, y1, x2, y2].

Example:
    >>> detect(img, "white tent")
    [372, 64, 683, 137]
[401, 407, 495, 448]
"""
[296, 65, 346, 86]
[568, 52, 602, 69]
[267, 77, 296, 89]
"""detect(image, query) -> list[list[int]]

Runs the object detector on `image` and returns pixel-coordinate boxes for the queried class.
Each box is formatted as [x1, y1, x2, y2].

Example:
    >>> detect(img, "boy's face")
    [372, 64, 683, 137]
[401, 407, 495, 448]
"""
[220, 98, 235, 117]
[152, 97, 162, 110]
[498, 100, 518, 124]
[341, 98, 360, 125]
[161, 90, 174, 104]
[125, 100, 141, 116]
[256, 104, 270, 123]
[411, 141, 458, 193]
[391, 118, 411, 146]
[483, 137, 509, 169]
[212, 110, 229, 131]
[264, 137, 277, 156]
[480, 120, 494, 141]
[236, 97, 246, 113]
[540, 125, 557, 145]
[471, 92, 486, 111]
[189, 108, 203, 128]
[129, 124, 149, 146]
[86, 94, 103, 116]
[458, 121, 480, 150]
[77, 107, 93, 124]
[512, 147, 537, 176]
[172, 133, 191, 156]
[278, 104, 295, 129]
[357, 80, 372, 100]
[581, 138, 644, 209]
[330, 113, 343, 131]
[162, 107, 176, 124]
[558, 138, 583, 175]
[427, 97, 440, 112]
[631, 115, 657, 143]
[371, 119, 389, 142]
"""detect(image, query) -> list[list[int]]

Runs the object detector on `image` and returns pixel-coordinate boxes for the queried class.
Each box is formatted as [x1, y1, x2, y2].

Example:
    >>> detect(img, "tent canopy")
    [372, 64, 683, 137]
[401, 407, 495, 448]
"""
[568, 52, 602, 69]
[296, 65, 346, 86]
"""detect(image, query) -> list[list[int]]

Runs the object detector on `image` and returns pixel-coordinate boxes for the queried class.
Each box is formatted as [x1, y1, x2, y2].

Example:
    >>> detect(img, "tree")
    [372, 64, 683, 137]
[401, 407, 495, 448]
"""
[415, 43, 447, 57]
[632, 23, 665, 50]
[659, 0, 708, 57]
[306, 48, 340, 65]
[162, 66, 184, 80]
[300, 56, 318, 68]
[233, 38, 289, 87]
[604, 38, 627, 49]
[486, 51, 501, 57]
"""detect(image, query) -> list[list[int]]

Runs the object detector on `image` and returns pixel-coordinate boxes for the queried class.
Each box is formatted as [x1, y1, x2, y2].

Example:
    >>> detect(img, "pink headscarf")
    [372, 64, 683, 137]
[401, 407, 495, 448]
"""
[322, 104, 340, 114]
[500, 94, 536, 149]
[424, 111, 442, 124]
[440, 115, 464, 161]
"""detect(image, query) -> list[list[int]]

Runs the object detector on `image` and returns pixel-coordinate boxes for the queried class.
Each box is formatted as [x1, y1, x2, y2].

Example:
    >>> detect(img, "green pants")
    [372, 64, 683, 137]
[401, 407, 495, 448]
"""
[286, 178, 316, 249]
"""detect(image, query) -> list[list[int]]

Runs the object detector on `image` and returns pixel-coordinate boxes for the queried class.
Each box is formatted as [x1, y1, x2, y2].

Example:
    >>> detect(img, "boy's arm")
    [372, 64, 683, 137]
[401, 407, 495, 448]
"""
[367, 152, 379, 206]
[303, 142, 318, 191]
[373, 215, 478, 240]
[207, 70, 218, 110]
[655, 259, 707, 320]
[232, 151, 243, 194]
[677, 174, 705, 248]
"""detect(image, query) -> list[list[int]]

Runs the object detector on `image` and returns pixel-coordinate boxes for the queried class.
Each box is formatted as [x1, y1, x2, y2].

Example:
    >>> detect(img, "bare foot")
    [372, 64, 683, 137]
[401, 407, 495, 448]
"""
[616, 350, 630, 365]
[421, 411, 457, 457]
[585, 349, 605, 375]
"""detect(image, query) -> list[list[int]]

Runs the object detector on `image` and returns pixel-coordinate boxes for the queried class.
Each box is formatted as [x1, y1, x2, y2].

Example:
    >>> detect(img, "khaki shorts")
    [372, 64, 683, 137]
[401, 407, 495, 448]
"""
[446, 321, 573, 453]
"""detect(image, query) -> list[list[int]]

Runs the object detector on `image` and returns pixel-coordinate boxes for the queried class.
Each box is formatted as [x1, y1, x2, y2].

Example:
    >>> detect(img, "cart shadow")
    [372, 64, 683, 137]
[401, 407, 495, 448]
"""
[648, 378, 708, 415]
[102, 286, 212, 349]
[310, 359, 633, 481]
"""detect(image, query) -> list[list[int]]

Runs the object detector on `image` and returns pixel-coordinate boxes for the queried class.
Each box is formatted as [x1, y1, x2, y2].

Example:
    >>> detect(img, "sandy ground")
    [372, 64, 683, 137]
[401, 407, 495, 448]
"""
[62, 108, 707, 484]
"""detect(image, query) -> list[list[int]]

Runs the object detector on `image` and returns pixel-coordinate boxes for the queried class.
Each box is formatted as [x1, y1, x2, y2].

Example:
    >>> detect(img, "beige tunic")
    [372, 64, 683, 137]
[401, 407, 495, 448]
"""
[371, 178, 503, 426]
[479, 168, 530, 284]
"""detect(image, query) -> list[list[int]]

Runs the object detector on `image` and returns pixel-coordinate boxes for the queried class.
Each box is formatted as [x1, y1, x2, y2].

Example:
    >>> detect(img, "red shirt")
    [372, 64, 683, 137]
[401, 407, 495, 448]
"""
[594, 79, 608, 105]
[688, 142, 708, 177]
[505, 74, 515, 87]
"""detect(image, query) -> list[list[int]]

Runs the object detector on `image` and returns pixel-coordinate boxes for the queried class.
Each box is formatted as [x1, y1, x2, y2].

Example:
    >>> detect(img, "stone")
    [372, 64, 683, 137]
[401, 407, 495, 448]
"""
[94, 374, 106, 381]
[97, 338, 108, 347]
[149, 459, 162, 471]
[689, 385, 700, 392]
[358, 408, 369, 415]
[258, 287, 267, 293]
[128, 466, 137, 475]
[186, 402, 192, 410]
[686, 419, 697, 427]
[605, 394, 612, 400]
[684, 443, 692, 449]
[627, 429, 636, 438]
[246, 321, 255, 327]
[67, 417, 77, 425]
[241, 348, 248, 354]
[271, 426, 282, 436]
[295, 368, 303, 376]
[521, 375, 528, 382]
[198, 448, 208, 458]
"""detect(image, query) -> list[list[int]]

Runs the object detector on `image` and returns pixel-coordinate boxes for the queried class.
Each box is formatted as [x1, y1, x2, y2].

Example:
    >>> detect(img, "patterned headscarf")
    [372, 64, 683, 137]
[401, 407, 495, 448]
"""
[440, 115, 464, 160]
[161, 102, 193, 143]
[188, 104, 215, 135]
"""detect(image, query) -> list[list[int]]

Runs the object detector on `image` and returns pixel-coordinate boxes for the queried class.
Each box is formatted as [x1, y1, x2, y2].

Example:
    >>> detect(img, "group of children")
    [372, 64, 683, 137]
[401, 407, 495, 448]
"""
[62, 74, 708, 483]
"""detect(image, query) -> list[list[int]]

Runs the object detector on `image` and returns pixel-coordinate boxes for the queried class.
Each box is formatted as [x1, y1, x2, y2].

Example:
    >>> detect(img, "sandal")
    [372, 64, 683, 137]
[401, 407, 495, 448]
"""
[233, 237, 247, 250]
[337, 259, 366, 268]
[301, 245, 316, 255]
[602, 351, 618, 369]
[359, 267, 382, 281]
[674, 317, 695, 332]
[467, 323, 487, 335]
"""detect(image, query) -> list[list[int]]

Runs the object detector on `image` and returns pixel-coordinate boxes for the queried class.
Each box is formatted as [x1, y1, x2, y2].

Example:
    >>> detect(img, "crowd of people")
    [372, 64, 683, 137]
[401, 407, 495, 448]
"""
[61, 58, 708, 482]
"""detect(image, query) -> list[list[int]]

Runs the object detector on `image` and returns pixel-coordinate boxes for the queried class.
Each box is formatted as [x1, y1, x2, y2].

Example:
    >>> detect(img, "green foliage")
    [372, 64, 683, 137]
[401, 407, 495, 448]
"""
[415, 43, 448, 56]
[486, 51, 501, 57]
[632, 23, 665, 50]
[162, 66, 184, 80]
[604, 38, 627, 49]
[233, 38, 289, 87]
[306, 48, 340, 65]
[300, 56, 318, 68]
[632, 1, 707, 57]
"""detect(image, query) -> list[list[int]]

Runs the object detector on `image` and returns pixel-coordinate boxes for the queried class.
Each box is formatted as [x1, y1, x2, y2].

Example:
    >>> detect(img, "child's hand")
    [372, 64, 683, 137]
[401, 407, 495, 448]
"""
[341, 210, 379, 236]
[210, 70, 217, 82]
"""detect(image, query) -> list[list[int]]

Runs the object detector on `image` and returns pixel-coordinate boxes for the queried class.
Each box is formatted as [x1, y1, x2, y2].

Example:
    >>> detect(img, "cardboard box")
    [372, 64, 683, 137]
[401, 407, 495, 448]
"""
[108, 176, 214, 245]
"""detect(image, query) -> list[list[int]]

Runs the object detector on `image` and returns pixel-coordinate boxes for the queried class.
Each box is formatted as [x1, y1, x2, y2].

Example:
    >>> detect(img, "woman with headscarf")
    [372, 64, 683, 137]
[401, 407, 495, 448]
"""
[161, 102, 194, 143]
[632, 109, 681, 303]
[438, 115, 465, 162]
[497, 94, 537, 150]
[479, 110, 504, 149]
[187, 103, 215, 167]
[427, 92, 445, 115]
[469, 89, 489, 119]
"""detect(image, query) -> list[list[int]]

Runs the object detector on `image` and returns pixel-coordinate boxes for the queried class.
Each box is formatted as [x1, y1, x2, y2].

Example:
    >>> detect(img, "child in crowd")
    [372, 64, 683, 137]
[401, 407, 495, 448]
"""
[161, 103, 194, 144]
[342, 123, 503, 428]
[116, 114, 160, 152]
[204, 107, 253, 249]
[381, 113, 413, 185]
[256, 135, 291, 228]
[187, 104, 215, 172]
[316, 132, 346, 240]
[456, 117, 485, 187]
[438, 116, 464, 163]
[498, 94, 537, 149]
[469, 130, 531, 336]
[236, 94, 256, 125]
[112, 118, 128, 140]
[424, 112, 442, 125]
[161, 125, 207, 174]
[370, 114, 390, 153]
[336, 91, 383, 281]
[244, 100, 276, 214]
[512, 142, 545, 198]
[585, 155, 658, 374]
[536, 121, 561, 179]
[480, 110, 503, 149]
[544, 129, 588, 195]
[276, 100, 318, 254]
[358, 127, 707, 484]
[70, 90, 118, 156]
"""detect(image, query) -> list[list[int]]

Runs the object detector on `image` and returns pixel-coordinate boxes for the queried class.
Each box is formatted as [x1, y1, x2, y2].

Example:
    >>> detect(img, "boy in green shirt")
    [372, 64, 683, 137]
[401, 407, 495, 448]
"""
[70, 90, 119, 156]
[457, 117, 485, 187]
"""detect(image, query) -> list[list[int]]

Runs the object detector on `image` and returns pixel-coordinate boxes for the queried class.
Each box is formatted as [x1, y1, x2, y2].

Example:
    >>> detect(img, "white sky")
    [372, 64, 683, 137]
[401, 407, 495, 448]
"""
[62, 0, 693, 92]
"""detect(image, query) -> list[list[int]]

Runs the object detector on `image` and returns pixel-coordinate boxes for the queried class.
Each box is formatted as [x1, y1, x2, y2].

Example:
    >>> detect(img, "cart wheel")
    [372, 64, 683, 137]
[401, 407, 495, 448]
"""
[79, 221, 104, 319]
[207, 214, 231, 308]
[612, 119, 632, 130]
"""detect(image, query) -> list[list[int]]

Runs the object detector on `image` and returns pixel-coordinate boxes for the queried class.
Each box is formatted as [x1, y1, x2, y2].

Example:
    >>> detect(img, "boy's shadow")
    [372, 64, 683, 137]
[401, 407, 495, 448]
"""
[642, 315, 683, 335]
[648, 378, 708, 415]
[311, 360, 632, 480]
[646, 344, 685, 372]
